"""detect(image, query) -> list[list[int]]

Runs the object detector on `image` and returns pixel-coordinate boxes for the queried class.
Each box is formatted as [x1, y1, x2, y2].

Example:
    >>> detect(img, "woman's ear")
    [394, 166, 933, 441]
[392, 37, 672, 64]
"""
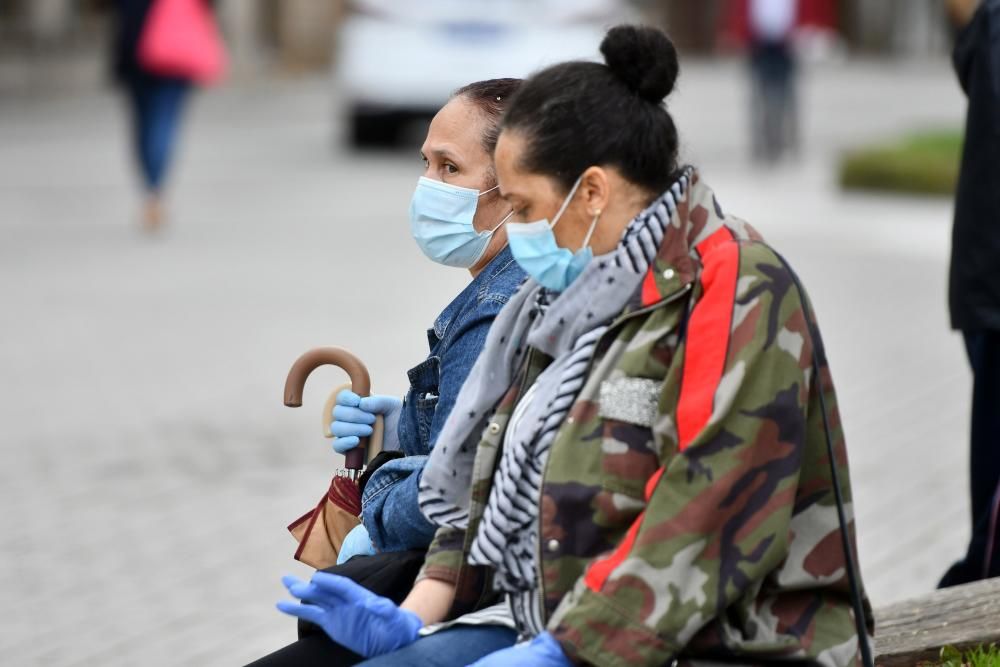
[579, 166, 610, 217]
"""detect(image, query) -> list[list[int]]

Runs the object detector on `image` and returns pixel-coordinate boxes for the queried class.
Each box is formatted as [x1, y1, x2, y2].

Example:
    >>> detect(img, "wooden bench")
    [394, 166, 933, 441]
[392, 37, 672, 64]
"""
[875, 577, 1000, 666]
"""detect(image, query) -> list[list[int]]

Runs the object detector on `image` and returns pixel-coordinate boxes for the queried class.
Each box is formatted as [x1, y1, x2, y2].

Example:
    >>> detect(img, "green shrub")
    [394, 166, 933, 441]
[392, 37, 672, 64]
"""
[838, 130, 963, 196]
[935, 643, 1000, 667]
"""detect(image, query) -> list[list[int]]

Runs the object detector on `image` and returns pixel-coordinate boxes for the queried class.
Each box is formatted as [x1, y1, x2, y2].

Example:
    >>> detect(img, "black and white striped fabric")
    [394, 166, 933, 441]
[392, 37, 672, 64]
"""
[465, 172, 690, 637]
[417, 601, 517, 637]
[468, 324, 608, 634]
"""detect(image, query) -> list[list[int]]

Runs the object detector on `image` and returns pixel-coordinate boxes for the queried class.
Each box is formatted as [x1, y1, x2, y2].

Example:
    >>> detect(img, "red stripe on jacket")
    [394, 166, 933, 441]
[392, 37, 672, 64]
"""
[677, 228, 739, 450]
[584, 227, 739, 594]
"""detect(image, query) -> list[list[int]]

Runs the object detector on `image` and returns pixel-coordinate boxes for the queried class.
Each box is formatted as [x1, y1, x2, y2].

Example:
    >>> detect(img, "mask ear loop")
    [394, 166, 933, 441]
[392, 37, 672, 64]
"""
[549, 174, 585, 231]
[579, 209, 602, 251]
[477, 182, 512, 236]
[488, 209, 515, 233]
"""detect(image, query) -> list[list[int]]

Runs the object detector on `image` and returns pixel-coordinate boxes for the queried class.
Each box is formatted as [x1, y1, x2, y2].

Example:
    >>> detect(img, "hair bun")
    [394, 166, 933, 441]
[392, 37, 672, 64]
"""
[600, 25, 678, 104]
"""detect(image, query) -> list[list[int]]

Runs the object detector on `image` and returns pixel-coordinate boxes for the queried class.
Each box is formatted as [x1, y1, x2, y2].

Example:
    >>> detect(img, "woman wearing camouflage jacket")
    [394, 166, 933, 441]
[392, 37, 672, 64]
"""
[277, 25, 873, 667]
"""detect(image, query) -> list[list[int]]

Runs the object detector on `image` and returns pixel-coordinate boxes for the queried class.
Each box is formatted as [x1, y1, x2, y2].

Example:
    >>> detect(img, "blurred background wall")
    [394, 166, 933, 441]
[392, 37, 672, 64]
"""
[0, 0, 955, 87]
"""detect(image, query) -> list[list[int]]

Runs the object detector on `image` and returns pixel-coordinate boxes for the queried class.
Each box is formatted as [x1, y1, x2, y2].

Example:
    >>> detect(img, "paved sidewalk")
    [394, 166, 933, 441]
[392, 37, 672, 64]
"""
[0, 59, 970, 665]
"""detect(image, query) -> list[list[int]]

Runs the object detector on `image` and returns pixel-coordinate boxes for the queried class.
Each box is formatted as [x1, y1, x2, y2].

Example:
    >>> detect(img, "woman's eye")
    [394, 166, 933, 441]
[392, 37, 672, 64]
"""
[444, 163, 458, 175]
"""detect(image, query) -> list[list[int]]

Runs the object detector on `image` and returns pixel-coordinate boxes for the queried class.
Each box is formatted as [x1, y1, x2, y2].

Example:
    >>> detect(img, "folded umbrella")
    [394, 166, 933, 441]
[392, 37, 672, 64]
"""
[284, 347, 384, 569]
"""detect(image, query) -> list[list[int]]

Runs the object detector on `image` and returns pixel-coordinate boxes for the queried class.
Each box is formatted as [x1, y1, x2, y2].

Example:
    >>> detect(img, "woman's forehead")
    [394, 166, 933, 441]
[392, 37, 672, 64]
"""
[494, 132, 526, 183]
[424, 96, 486, 159]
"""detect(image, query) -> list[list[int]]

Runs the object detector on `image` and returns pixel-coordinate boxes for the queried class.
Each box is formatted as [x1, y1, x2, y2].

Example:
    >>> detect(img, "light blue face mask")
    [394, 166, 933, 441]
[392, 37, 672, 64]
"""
[409, 176, 512, 269]
[506, 174, 600, 292]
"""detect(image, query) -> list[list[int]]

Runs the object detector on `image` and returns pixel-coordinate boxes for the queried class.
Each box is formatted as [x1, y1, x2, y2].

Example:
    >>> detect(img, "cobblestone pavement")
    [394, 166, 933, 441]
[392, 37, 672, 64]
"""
[0, 59, 970, 665]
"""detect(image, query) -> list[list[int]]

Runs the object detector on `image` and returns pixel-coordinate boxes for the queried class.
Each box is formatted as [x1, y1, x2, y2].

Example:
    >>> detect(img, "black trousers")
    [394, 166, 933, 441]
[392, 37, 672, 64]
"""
[941, 331, 1000, 587]
[749, 40, 798, 163]
[246, 550, 426, 667]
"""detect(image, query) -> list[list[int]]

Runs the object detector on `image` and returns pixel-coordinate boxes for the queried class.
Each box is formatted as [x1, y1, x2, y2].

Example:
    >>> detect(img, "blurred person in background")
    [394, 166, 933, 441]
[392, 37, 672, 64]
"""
[248, 78, 526, 667]
[110, 0, 223, 232]
[275, 24, 871, 667]
[719, 0, 837, 164]
[940, 0, 1000, 588]
[748, 0, 799, 163]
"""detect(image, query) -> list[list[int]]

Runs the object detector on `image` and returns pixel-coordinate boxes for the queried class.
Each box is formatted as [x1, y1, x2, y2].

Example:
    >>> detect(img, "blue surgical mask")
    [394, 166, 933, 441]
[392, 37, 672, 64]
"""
[506, 174, 600, 292]
[409, 177, 512, 268]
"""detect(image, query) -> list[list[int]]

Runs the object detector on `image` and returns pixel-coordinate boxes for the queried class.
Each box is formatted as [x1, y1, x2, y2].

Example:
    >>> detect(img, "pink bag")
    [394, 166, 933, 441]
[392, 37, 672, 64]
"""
[137, 0, 227, 85]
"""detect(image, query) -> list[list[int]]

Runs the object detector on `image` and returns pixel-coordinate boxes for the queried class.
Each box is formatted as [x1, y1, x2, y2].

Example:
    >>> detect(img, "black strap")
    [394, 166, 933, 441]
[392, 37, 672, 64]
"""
[777, 253, 874, 667]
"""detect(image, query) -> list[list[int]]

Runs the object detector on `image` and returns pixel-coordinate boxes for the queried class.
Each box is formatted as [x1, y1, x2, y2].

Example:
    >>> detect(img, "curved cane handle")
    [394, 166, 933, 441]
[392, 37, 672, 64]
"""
[284, 347, 371, 471]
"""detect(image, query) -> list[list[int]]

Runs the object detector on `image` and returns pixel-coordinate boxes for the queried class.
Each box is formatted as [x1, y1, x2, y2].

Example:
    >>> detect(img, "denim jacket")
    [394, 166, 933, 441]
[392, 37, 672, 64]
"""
[360, 246, 525, 551]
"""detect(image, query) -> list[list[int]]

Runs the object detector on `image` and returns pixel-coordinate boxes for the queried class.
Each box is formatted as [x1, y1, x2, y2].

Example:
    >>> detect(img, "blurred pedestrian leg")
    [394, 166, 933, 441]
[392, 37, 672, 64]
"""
[126, 75, 189, 230]
[964, 332, 1000, 580]
[748, 0, 799, 164]
[749, 41, 797, 162]
[111, 0, 224, 232]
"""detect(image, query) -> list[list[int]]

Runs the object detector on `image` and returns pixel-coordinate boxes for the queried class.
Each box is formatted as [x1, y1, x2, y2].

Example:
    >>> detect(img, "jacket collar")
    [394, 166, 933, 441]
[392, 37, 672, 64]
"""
[631, 169, 761, 311]
[432, 245, 516, 341]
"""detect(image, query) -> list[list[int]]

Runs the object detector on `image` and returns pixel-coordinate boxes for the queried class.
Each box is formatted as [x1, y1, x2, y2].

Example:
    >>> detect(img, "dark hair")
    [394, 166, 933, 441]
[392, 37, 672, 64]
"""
[501, 25, 681, 195]
[452, 78, 524, 155]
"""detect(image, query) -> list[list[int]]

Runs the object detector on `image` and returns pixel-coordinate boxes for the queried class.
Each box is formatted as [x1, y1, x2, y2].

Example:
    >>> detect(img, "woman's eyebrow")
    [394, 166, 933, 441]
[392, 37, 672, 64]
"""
[429, 147, 461, 162]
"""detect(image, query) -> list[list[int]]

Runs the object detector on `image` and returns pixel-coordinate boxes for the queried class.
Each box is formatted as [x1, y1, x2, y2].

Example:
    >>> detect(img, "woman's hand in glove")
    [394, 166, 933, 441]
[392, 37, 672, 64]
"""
[330, 390, 402, 454]
[277, 572, 422, 658]
[469, 632, 572, 667]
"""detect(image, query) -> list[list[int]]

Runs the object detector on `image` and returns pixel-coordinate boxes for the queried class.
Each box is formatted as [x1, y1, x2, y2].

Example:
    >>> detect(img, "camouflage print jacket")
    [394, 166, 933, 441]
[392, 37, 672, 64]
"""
[417, 172, 873, 667]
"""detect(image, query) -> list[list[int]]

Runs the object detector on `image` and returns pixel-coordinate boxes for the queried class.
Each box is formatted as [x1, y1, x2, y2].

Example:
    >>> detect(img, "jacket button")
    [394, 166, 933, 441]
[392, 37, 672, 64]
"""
[662, 268, 675, 280]
[546, 538, 560, 553]
[487, 422, 501, 434]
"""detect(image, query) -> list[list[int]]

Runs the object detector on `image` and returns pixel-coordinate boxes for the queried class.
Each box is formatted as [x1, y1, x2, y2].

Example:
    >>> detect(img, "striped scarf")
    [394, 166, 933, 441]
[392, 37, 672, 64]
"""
[465, 172, 692, 636]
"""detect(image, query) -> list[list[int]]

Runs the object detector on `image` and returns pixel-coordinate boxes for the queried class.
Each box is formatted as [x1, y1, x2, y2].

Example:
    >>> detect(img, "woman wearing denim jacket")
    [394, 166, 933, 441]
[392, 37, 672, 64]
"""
[247, 79, 526, 667]
[332, 78, 527, 559]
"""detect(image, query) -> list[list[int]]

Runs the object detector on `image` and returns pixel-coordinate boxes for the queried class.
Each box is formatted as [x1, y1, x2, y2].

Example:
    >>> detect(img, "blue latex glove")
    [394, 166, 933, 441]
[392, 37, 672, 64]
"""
[469, 632, 572, 667]
[330, 390, 402, 454]
[336, 523, 376, 564]
[277, 572, 422, 657]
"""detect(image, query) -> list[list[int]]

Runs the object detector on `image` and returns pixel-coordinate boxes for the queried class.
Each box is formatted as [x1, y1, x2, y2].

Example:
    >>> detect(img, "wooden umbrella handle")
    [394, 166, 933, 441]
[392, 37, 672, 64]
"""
[284, 347, 371, 471]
